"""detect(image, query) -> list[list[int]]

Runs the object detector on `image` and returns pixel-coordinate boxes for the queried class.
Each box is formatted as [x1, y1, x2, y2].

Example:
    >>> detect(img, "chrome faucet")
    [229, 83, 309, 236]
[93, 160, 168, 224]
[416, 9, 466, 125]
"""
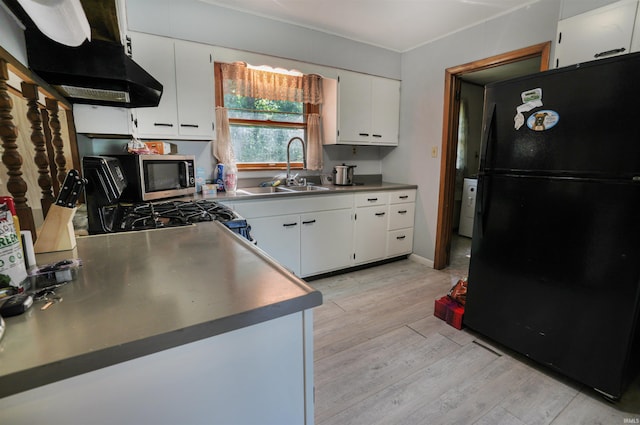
[286, 137, 307, 186]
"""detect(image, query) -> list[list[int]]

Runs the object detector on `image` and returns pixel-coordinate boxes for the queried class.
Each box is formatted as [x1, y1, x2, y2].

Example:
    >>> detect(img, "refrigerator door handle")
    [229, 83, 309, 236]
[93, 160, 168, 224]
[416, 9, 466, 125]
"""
[479, 102, 497, 173]
[476, 103, 496, 238]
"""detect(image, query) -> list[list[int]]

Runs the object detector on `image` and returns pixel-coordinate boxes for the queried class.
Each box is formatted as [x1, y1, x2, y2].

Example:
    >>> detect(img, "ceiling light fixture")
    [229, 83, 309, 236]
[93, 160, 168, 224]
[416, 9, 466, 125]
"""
[16, 0, 91, 47]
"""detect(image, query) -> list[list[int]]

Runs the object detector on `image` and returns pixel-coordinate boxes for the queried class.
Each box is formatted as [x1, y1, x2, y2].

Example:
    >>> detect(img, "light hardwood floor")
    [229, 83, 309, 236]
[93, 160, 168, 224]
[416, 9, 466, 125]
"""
[310, 236, 640, 425]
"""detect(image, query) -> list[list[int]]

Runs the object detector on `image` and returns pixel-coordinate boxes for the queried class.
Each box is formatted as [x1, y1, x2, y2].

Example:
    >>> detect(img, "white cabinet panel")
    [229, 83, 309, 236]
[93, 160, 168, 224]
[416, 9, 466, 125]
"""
[300, 209, 352, 276]
[388, 203, 415, 231]
[355, 192, 389, 207]
[73, 104, 136, 135]
[174, 40, 215, 138]
[389, 189, 416, 204]
[387, 229, 414, 257]
[250, 215, 300, 276]
[554, 0, 638, 68]
[371, 76, 400, 145]
[354, 205, 388, 264]
[130, 32, 178, 137]
[130, 32, 215, 140]
[333, 70, 400, 146]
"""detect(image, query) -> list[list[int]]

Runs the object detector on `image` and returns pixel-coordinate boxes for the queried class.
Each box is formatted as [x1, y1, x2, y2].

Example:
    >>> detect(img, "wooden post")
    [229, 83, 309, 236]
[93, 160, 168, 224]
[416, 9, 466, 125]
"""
[21, 82, 55, 217]
[45, 97, 67, 187]
[0, 60, 37, 240]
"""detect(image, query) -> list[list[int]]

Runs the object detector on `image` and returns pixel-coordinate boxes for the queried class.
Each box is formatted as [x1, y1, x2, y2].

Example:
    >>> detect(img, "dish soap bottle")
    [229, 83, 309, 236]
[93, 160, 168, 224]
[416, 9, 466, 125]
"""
[223, 163, 237, 193]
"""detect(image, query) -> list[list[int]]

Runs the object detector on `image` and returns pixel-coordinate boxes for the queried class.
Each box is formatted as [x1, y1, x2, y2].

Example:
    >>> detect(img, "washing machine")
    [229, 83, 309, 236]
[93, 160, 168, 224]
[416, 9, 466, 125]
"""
[458, 178, 477, 238]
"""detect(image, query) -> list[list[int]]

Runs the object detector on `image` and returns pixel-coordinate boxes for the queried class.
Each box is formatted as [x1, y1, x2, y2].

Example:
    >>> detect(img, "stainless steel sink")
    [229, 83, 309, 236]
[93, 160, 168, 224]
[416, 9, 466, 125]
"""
[236, 185, 329, 195]
[277, 185, 330, 192]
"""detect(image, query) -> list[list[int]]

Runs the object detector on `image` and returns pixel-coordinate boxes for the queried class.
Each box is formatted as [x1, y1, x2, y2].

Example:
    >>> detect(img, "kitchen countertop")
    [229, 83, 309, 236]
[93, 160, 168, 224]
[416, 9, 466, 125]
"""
[208, 181, 418, 202]
[0, 222, 322, 398]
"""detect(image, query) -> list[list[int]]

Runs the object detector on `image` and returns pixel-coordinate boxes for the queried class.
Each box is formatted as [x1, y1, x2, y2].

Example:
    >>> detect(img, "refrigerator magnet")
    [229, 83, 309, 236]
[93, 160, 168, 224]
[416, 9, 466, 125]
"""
[526, 110, 559, 131]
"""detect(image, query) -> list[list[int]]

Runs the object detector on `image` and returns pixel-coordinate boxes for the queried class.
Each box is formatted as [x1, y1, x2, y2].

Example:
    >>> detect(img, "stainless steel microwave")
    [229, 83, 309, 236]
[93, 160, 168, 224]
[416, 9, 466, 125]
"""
[111, 154, 196, 201]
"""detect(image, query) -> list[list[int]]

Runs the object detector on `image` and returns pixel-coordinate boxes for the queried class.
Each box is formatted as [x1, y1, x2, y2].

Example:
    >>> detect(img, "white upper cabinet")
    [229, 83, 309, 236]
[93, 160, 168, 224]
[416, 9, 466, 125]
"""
[174, 40, 215, 138]
[553, 0, 639, 68]
[332, 70, 400, 146]
[130, 32, 215, 140]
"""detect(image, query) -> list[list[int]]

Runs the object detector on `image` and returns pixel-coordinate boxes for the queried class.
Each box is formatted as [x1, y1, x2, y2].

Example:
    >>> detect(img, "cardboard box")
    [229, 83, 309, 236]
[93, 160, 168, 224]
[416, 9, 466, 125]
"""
[434, 296, 465, 330]
[144, 141, 177, 155]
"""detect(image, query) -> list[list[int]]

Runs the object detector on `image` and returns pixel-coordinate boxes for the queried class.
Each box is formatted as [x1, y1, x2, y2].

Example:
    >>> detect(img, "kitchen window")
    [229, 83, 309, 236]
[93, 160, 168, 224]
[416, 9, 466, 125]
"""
[214, 62, 322, 170]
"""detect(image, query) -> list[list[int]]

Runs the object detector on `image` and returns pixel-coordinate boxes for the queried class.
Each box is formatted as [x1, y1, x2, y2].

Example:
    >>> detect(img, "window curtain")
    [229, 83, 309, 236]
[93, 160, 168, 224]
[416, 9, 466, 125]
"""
[213, 106, 236, 165]
[220, 62, 325, 169]
[306, 113, 322, 171]
[456, 100, 468, 173]
[220, 62, 323, 105]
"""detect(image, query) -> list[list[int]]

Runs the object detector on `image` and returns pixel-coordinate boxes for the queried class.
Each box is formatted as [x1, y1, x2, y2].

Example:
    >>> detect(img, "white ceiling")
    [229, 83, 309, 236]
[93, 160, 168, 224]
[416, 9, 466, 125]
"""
[199, 0, 541, 52]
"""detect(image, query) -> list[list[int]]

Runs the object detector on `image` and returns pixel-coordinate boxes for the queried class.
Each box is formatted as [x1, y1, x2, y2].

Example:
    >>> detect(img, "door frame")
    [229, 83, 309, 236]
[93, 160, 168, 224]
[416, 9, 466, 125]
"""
[433, 42, 551, 270]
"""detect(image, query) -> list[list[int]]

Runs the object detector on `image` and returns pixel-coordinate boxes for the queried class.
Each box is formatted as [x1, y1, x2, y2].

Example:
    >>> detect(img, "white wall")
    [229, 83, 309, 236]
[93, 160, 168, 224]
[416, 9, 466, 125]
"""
[125, 0, 401, 80]
[385, 0, 563, 264]
[0, 4, 27, 65]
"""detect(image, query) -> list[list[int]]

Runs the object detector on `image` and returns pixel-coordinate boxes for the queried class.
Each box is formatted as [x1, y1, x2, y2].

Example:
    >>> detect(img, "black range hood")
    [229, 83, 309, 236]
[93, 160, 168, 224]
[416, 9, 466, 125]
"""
[25, 28, 163, 108]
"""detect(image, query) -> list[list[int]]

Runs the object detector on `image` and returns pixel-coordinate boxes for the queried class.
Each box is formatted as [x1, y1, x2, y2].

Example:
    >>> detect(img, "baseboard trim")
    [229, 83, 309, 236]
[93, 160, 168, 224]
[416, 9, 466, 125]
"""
[408, 253, 434, 268]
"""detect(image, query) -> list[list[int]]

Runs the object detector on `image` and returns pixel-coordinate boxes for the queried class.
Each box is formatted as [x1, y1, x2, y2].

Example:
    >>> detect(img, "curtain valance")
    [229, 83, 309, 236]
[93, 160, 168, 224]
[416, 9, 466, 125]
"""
[220, 62, 323, 105]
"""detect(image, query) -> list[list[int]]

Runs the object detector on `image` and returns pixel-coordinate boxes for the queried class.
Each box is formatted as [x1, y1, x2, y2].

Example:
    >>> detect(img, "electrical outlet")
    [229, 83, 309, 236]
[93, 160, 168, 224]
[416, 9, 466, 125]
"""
[432, 146, 438, 158]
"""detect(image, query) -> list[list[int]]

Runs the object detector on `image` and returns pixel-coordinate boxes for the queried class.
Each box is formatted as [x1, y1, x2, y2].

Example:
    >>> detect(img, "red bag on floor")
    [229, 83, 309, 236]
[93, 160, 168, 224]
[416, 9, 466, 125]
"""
[448, 278, 467, 306]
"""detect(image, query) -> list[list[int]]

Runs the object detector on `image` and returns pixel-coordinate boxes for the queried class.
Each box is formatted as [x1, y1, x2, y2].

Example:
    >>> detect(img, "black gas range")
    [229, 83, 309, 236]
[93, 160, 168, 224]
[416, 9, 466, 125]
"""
[94, 199, 252, 240]
[83, 155, 251, 240]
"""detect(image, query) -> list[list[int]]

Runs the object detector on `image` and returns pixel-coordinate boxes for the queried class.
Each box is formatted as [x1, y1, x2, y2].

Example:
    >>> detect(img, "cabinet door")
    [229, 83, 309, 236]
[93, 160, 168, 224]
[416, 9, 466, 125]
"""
[371, 77, 400, 145]
[175, 40, 215, 139]
[300, 209, 352, 277]
[130, 32, 178, 137]
[338, 71, 372, 144]
[249, 215, 300, 276]
[388, 203, 415, 231]
[387, 229, 414, 257]
[354, 206, 388, 264]
[73, 104, 136, 135]
[554, 0, 638, 68]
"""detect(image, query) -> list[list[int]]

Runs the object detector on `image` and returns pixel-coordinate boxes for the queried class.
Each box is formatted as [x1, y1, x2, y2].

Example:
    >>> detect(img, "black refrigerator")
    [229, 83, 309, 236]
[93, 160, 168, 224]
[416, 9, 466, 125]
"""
[464, 52, 640, 400]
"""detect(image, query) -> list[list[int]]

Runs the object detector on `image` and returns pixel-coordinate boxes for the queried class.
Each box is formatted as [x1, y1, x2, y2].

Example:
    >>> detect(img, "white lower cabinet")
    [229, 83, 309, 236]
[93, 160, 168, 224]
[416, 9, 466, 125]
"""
[248, 214, 301, 275]
[300, 209, 352, 276]
[354, 205, 388, 264]
[232, 189, 415, 277]
[232, 195, 353, 278]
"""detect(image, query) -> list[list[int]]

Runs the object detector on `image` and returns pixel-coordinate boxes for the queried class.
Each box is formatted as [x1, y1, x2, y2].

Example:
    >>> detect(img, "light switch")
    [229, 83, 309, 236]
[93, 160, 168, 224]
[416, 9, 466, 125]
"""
[432, 146, 438, 158]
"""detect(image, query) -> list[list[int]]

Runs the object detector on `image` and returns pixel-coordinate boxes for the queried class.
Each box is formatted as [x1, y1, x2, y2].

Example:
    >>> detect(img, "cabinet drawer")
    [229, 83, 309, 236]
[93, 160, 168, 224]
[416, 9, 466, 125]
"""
[388, 203, 415, 230]
[387, 229, 413, 257]
[355, 192, 389, 207]
[389, 189, 416, 204]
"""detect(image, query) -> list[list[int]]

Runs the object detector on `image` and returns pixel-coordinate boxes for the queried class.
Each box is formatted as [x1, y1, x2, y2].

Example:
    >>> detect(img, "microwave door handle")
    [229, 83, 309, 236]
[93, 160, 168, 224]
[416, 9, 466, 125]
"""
[181, 161, 190, 186]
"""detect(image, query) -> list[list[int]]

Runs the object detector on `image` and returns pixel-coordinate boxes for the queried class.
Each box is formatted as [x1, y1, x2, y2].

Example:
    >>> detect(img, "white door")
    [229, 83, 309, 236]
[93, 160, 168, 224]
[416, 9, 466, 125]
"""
[249, 215, 301, 276]
[300, 209, 352, 276]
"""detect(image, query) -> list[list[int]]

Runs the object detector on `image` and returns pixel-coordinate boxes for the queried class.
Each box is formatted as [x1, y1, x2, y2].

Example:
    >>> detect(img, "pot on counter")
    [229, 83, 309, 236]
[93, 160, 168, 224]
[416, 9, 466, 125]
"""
[333, 164, 357, 185]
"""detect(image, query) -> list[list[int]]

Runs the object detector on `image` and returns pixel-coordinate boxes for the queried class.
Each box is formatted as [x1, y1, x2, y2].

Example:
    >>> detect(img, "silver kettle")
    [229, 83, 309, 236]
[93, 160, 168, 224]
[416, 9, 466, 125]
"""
[333, 164, 357, 185]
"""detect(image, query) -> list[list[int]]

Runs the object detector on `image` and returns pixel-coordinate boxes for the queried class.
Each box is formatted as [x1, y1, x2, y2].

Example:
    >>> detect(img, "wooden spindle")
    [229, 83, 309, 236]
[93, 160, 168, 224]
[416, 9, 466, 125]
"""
[0, 60, 37, 239]
[21, 82, 55, 217]
[45, 97, 67, 186]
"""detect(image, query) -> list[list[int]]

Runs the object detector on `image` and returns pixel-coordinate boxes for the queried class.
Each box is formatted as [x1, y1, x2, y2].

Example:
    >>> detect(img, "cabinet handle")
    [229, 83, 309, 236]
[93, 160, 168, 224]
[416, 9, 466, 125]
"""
[372, 134, 382, 138]
[367, 198, 378, 202]
[398, 210, 407, 214]
[154, 123, 174, 127]
[282, 223, 298, 227]
[359, 133, 370, 137]
[302, 219, 316, 225]
[594, 47, 626, 58]
[180, 124, 199, 128]
[396, 235, 406, 240]
[375, 212, 386, 217]
[399, 195, 409, 199]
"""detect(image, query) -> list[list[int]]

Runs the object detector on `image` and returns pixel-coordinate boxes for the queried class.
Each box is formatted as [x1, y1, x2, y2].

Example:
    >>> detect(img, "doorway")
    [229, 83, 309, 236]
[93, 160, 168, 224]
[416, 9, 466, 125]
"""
[433, 42, 551, 270]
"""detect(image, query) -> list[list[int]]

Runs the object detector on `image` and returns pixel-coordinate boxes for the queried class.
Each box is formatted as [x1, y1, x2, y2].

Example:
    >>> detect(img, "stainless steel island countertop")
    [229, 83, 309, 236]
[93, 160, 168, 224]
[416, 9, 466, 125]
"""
[0, 222, 322, 398]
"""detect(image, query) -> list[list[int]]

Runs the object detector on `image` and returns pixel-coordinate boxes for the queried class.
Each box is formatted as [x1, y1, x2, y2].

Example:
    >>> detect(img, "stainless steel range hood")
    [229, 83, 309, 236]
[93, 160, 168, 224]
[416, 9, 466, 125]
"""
[25, 28, 163, 108]
[3, 0, 163, 108]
